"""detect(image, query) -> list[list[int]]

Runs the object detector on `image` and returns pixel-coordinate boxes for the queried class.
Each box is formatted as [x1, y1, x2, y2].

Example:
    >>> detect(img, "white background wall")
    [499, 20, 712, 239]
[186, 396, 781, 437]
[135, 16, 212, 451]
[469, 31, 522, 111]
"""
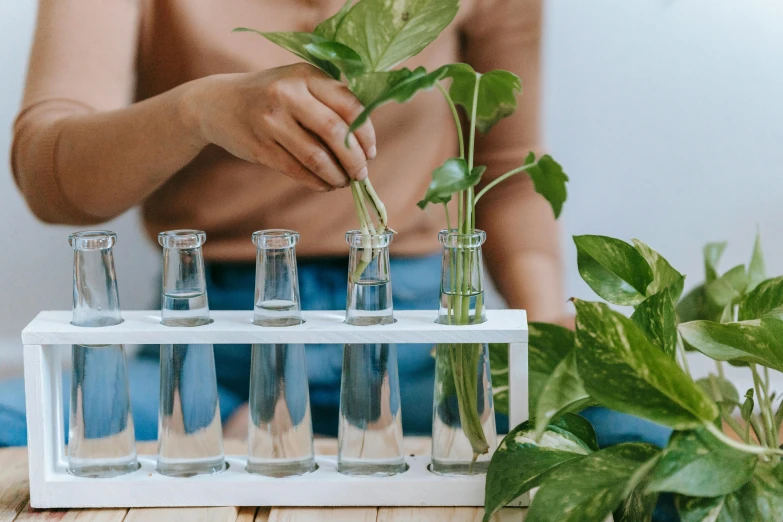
[1, 1, 782, 391]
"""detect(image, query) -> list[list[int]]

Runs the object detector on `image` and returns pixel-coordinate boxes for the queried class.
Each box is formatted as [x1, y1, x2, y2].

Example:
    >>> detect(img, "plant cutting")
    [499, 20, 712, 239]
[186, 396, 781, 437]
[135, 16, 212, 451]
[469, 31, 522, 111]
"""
[237, 0, 570, 472]
[485, 233, 783, 521]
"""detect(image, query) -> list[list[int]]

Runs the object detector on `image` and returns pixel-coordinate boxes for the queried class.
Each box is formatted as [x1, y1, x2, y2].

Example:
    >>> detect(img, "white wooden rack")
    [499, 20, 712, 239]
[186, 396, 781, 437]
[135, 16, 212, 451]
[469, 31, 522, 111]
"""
[21, 310, 528, 509]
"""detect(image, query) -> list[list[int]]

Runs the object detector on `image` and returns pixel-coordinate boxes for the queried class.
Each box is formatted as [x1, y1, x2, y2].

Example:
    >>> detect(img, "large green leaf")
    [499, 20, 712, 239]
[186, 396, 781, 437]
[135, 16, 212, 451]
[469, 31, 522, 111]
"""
[632, 239, 685, 303]
[348, 69, 414, 105]
[313, 0, 353, 40]
[443, 64, 522, 133]
[646, 429, 756, 496]
[705, 265, 748, 314]
[417, 158, 485, 209]
[738, 276, 783, 321]
[574, 235, 654, 306]
[678, 318, 783, 372]
[526, 443, 661, 522]
[233, 29, 341, 80]
[484, 414, 595, 522]
[334, 0, 459, 71]
[614, 485, 659, 522]
[631, 287, 678, 359]
[524, 153, 569, 219]
[677, 266, 749, 324]
[347, 66, 449, 135]
[528, 323, 575, 412]
[489, 344, 509, 416]
[747, 232, 766, 293]
[304, 41, 365, 78]
[574, 300, 719, 429]
[534, 351, 591, 440]
[676, 465, 783, 521]
[704, 242, 728, 283]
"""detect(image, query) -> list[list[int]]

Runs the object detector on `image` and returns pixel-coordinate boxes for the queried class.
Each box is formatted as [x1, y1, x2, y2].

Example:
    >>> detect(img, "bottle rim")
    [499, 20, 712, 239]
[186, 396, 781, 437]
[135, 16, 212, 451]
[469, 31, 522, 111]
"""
[438, 229, 486, 248]
[68, 230, 117, 251]
[252, 229, 300, 249]
[345, 229, 393, 248]
[158, 229, 206, 249]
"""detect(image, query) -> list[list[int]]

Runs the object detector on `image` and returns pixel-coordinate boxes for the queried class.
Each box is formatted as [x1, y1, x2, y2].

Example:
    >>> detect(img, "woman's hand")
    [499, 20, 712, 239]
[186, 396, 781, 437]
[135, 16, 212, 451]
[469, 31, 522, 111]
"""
[181, 63, 377, 192]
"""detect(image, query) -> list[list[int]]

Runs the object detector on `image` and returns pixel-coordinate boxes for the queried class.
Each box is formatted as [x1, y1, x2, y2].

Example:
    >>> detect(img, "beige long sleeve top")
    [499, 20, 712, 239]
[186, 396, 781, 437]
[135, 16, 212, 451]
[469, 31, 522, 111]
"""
[12, 0, 558, 283]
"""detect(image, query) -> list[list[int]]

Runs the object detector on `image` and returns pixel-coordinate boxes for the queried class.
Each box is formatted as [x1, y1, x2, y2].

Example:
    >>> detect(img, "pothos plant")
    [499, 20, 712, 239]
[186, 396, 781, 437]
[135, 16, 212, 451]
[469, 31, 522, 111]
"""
[484, 233, 783, 521]
[237, 0, 569, 467]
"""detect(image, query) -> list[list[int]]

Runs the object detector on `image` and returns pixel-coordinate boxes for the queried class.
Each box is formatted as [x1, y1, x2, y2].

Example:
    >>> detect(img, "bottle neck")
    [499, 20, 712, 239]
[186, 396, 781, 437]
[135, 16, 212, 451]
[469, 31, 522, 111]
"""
[72, 248, 122, 327]
[254, 246, 302, 327]
[346, 245, 394, 326]
[161, 246, 210, 326]
[437, 244, 486, 325]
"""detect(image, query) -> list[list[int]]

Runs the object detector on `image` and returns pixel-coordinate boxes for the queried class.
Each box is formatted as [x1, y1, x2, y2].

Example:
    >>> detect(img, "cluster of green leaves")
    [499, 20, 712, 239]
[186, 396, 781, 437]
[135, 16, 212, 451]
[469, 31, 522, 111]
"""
[485, 233, 783, 521]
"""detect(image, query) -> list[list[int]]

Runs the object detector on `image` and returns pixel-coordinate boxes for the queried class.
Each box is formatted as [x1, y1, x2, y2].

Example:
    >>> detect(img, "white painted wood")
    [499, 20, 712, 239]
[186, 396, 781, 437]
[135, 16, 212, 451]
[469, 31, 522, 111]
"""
[21, 310, 528, 345]
[22, 309, 530, 509]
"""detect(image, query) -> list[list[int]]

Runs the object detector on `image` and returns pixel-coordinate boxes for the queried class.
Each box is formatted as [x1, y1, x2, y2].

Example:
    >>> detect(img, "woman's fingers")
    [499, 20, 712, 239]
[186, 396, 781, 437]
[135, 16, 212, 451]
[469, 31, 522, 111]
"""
[265, 138, 334, 192]
[270, 114, 350, 188]
[307, 76, 377, 163]
[290, 98, 369, 182]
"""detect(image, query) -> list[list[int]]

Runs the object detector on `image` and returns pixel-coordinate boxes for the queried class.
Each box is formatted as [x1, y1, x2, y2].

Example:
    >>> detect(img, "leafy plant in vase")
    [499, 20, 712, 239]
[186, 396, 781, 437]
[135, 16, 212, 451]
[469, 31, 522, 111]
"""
[485, 233, 783, 521]
[236, 0, 569, 473]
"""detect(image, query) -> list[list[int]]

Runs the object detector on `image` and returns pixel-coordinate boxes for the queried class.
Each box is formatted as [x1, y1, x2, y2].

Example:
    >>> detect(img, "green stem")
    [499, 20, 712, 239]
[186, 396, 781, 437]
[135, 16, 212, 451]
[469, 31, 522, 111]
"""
[721, 407, 748, 443]
[464, 76, 480, 235]
[437, 83, 464, 160]
[704, 421, 783, 456]
[474, 161, 537, 205]
[716, 360, 726, 379]
[443, 203, 452, 232]
[677, 337, 692, 378]
[361, 178, 387, 229]
[752, 364, 776, 448]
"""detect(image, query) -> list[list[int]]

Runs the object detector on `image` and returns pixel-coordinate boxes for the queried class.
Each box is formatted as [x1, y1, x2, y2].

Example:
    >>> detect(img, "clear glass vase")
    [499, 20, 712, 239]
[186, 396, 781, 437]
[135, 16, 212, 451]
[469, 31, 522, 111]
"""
[247, 230, 315, 477]
[157, 230, 225, 477]
[431, 230, 497, 475]
[67, 231, 138, 478]
[338, 231, 405, 476]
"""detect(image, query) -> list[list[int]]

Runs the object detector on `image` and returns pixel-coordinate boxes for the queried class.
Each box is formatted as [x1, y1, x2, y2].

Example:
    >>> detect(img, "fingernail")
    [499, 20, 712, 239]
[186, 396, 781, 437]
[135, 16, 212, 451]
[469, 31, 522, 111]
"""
[358, 166, 368, 180]
[368, 145, 377, 160]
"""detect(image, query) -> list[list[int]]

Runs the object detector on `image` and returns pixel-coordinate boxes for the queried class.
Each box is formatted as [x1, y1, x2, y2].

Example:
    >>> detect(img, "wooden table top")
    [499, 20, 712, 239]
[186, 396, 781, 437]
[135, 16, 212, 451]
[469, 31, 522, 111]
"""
[0, 438, 525, 522]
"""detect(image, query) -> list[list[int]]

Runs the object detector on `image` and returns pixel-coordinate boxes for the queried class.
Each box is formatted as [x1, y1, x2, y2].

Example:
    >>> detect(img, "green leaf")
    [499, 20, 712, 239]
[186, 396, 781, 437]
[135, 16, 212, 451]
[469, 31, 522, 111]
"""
[534, 351, 591, 440]
[696, 375, 740, 407]
[676, 495, 726, 522]
[631, 287, 678, 358]
[526, 443, 661, 522]
[705, 265, 748, 312]
[484, 413, 595, 522]
[741, 389, 754, 425]
[775, 397, 783, 434]
[739, 276, 783, 321]
[614, 486, 659, 522]
[747, 232, 766, 293]
[646, 429, 756, 496]
[347, 69, 414, 105]
[704, 242, 728, 283]
[529, 323, 575, 412]
[334, 0, 459, 71]
[676, 284, 713, 323]
[489, 344, 509, 416]
[573, 235, 654, 306]
[632, 239, 685, 302]
[347, 66, 449, 136]
[678, 318, 783, 372]
[678, 265, 750, 324]
[417, 159, 484, 209]
[443, 64, 522, 133]
[524, 153, 569, 219]
[574, 300, 719, 430]
[232, 29, 341, 80]
[313, 0, 353, 40]
[304, 41, 365, 78]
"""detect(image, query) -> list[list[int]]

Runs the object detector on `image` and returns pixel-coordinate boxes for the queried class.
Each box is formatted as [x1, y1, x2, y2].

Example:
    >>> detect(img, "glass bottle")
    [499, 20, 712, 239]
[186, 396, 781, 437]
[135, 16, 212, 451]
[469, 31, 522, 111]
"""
[157, 230, 225, 477]
[338, 231, 405, 476]
[68, 231, 138, 478]
[431, 230, 497, 475]
[247, 230, 315, 477]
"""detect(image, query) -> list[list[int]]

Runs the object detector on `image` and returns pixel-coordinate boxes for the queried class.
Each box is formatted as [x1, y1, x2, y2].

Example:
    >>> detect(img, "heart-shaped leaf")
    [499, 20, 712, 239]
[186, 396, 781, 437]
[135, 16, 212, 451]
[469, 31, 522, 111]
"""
[304, 41, 365, 78]
[524, 152, 569, 219]
[631, 287, 678, 358]
[533, 350, 591, 440]
[334, 0, 459, 72]
[632, 239, 685, 303]
[739, 276, 783, 321]
[574, 299, 719, 430]
[695, 374, 740, 407]
[706, 264, 748, 312]
[646, 428, 756, 496]
[529, 323, 575, 412]
[443, 64, 522, 133]
[526, 443, 661, 522]
[417, 159, 485, 209]
[313, 0, 353, 40]
[574, 235, 654, 306]
[678, 318, 783, 372]
[348, 69, 414, 105]
[233, 29, 341, 80]
[483, 413, 595, 522]
[677, 265, 749, 324]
